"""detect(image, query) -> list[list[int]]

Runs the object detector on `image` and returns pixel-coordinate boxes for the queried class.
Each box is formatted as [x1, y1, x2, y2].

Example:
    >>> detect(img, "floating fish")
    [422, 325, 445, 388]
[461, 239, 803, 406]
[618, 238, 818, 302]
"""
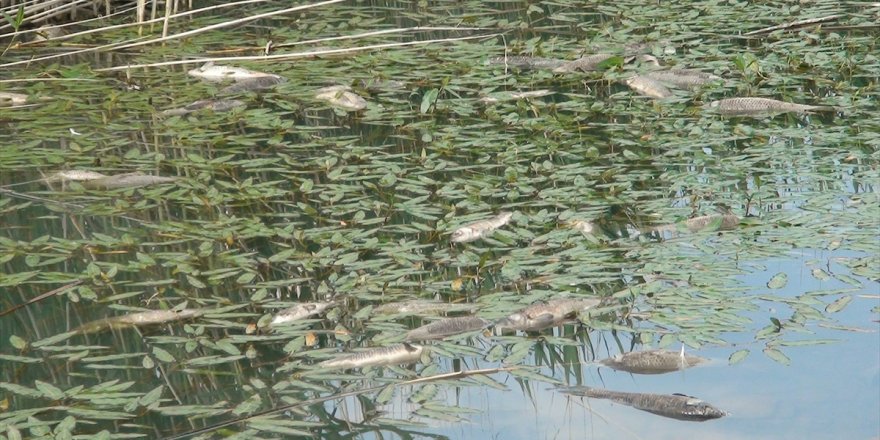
[404, 316, 490, 341]
[314, 85, 367, 111]
[75, 309, 205, 334]
[623, 75, 673, 98]
[644, 69, 722, 89]
[650, 214, 740, 234]
[187, 61, 281, 83]
[30, 25, 66, 42]
[0, 92, 28, 107]
[569, 219, 596, 235]
[479, 90, 554, 104]
[486, 56, 567, 71]
[161, 99, 245, 116]
[80, 173, 179, 190]
[706, 97, 836, 116]
[45, 170, 108, 183]
[598, 349, 709, 374]
[318, 343, 425, 370]
[372, 299, 479, 316]
[270, 301, 337, 326]
[219, 75, 286, 94]
[496, 297, 601, 332]
[558, 386, 726, 422]
[451, 211, 514, 243]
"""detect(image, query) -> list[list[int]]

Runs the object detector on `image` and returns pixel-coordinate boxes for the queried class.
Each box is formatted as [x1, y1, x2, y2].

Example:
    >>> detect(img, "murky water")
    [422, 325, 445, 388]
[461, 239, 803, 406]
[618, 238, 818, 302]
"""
[0, 0, 878, 438]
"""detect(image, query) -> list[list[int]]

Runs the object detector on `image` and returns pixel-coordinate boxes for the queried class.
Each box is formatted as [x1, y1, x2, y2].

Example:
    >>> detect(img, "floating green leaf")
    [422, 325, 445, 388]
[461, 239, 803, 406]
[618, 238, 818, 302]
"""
[728, 349, 750, 365]
[767, 272, 788, 289]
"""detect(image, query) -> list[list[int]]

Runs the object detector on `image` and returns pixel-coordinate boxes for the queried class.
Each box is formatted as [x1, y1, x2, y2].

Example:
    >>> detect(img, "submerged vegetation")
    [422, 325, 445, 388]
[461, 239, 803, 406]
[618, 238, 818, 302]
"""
[0, 0, 878, 438]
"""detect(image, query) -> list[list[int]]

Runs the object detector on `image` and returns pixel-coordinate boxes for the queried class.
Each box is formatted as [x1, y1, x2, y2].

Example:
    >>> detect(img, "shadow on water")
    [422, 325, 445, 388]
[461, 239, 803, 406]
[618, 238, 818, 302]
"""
[0, 0, 878, 438]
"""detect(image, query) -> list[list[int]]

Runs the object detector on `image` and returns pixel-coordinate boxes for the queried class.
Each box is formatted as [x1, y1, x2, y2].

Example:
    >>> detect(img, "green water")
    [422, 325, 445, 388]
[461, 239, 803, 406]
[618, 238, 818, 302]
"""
[0, 1, 877, 438]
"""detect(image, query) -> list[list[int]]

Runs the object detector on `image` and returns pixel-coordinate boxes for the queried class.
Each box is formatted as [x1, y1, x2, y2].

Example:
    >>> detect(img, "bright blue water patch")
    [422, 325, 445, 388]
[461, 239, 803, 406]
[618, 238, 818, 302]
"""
[421, 249, 879, 439]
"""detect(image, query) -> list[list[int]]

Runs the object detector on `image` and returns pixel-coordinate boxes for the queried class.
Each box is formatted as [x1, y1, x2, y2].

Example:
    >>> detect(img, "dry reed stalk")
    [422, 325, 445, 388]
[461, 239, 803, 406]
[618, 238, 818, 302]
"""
[0, 0, 345, 68]
[95, 32, 498, 73]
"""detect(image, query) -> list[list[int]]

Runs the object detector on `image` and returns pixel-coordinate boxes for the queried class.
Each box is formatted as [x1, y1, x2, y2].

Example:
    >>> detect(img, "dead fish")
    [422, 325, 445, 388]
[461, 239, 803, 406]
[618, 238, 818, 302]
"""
[450, 211, 514, 243]
[558, 386, 726, 421]
[314, 85, 367, 111]
[372, 299, 479, 316]
[75, 309, 204, 334]
[553, 54, 621, 73]
[487, 56, 567, 70]
[569, 219, 596, 235]
[624, 75, 673, 98]
[479, 89, 554, 104]
[598, 349, 709, 374]
[30, 25, 66, 42]
[496, 297, 601, 331]
[0, 92, 28, 107]
[318, 343, 425, 370]
[219, 76, 286, 94]
[81, 173, 179, 190]
[187, 61, 281, 83]
[706, 97, 836, 116]
[161, 99, 246, 116]
[644, 69, 722, 89]
[404, 316, 490, 341]
[270, 301, 337, 326]
[651, 214, 740, 234]
[45, 170, 108, 183]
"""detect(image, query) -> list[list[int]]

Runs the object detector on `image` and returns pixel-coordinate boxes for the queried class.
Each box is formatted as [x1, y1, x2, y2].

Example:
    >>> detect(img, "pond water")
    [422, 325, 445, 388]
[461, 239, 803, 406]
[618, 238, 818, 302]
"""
[0, 1, 878, 439]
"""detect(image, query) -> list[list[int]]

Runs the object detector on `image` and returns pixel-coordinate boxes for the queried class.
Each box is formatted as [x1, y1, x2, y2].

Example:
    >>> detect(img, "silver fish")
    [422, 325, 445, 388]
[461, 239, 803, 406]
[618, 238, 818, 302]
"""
[314, 85, 367, 111]
[46, 170, 108, 182]
[707, 97, 836, 116]
[480, 89, 554, 104]
[450, 211, 514, 243]
[81, 173, 179, 190]
[487, 56, 567, 70]
[558, 386, 726, 421]
[404, 316, 490, 341]
[624, 75, 673, 98]
[270, 301, 336, 326]
[651, 214, 739, 234]
[569, 219, 596, 235]
[161, 99, 246, 116]
[598, 349, 708, 374]
[219, 76, 286, 94]
[553, 54, 622, 73]
[372, 299, 479, 316]
[187, 61, 281, 83]
[496, 297, 601, 331]
[0, 92, 28, 107]
[644, 69, 722, 89]
[318, 343, 425, 370]
[75, 309, 204, 334]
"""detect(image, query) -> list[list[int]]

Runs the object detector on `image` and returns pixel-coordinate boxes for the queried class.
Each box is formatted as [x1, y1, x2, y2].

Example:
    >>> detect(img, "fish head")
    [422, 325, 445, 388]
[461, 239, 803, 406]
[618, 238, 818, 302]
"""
[705, 100, 721, 110]
[684, 398, 727, 420]
[186, 61, 213, 77]
[495, 313, 525, 329]
[496, 211, 514, 222]
[450, 227, 474, 243]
